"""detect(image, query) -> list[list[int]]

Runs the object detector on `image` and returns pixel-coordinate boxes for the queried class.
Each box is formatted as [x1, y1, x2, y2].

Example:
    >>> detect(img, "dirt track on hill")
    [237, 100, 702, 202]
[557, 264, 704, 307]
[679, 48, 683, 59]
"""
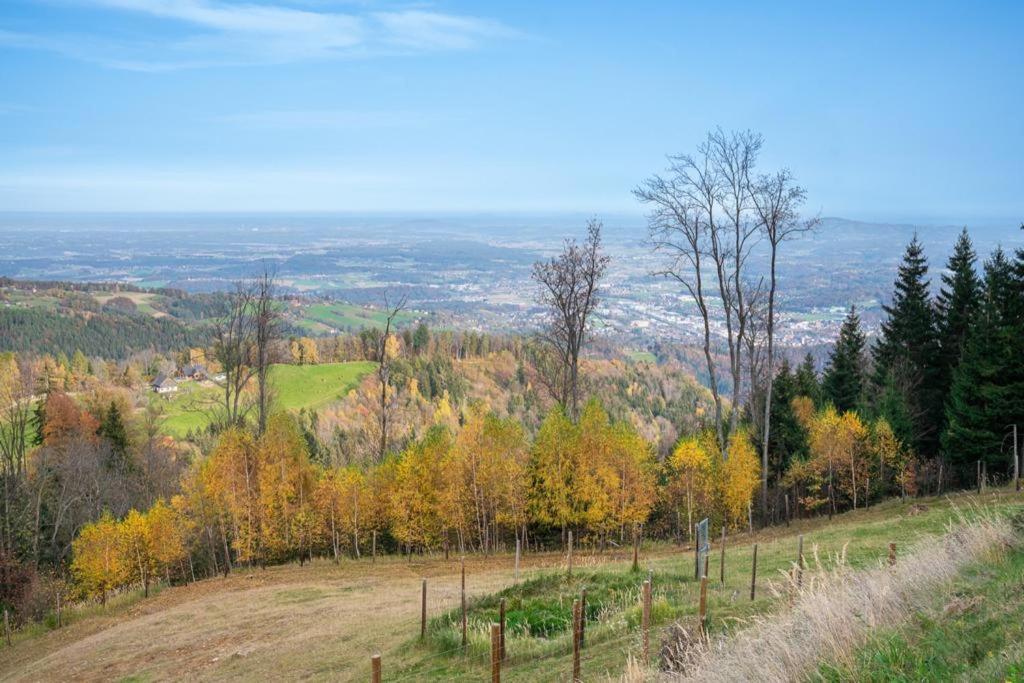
[0, 554, 531, 682]
[0, 547, 645, 682]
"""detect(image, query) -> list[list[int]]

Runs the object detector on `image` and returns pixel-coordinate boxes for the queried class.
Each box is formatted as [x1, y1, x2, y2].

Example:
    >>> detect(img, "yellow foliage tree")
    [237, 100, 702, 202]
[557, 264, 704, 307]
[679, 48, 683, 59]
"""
[146, 499, 187, 583]
[259, 413, 316, 563]
[388, 426, 452, 551]
[206, 428, 261, 565]
[720, 430, 760, 528]
[668, 434, 714, 541]
[71, 511, 123, 605]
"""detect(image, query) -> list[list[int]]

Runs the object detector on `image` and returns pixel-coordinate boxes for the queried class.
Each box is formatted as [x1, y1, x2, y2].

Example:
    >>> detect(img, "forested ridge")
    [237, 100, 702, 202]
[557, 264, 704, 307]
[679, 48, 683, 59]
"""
[0, 307, 211, 358]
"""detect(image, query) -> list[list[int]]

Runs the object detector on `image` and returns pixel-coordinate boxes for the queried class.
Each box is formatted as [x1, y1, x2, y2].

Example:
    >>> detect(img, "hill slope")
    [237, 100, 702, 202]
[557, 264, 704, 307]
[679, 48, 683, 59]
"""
[2, 491, 1019, 682]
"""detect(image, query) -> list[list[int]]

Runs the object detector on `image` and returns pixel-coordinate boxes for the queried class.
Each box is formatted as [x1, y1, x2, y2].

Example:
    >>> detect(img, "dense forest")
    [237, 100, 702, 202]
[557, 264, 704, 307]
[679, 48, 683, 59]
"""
[0, 307, 211, 358]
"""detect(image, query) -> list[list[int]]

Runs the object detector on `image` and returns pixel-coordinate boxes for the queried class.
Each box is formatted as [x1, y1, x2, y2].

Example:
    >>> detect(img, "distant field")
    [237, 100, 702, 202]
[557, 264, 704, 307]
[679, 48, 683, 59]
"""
[295, 302, 416, 334]
[158, 361, 376, 437]
[92, 291, 161, 315]
[627, 350, 657, 364]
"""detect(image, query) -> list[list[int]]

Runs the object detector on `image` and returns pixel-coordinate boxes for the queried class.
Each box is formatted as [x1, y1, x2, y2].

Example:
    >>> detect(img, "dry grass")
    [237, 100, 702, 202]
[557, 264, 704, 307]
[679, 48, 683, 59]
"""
[659, 504, 1020, 682]
[3, 493, 1020, 682]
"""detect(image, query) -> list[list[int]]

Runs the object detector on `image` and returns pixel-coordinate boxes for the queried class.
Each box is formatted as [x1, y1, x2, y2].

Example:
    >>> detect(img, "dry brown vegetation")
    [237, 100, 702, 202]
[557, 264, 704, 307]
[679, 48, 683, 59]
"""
[661, 505, 1019, 682]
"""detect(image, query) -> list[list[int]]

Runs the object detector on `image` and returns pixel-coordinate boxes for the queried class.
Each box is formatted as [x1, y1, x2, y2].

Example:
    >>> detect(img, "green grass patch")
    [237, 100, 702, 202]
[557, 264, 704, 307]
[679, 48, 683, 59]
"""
[295, 302, 416, 333]
[158, 361, 376, 437]
[627, 350, 657, 364]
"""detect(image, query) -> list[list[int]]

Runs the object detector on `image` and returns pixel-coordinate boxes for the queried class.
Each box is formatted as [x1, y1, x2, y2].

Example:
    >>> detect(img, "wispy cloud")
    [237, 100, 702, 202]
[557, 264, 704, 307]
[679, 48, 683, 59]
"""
[215, 108, 462, 129]
[1, 1, 520, 71]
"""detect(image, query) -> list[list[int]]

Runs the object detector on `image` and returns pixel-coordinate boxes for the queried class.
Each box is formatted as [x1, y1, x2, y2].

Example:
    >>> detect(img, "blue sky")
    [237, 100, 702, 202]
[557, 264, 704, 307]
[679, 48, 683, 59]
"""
[0, 1, 1021, 220]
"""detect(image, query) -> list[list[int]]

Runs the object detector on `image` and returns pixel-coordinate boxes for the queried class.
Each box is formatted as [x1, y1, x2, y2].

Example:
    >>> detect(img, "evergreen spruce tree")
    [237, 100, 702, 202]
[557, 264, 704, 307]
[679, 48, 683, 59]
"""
[794, 353, 821, 405]
[935, 228, 981, 403]
[872, 235, 942, 455]
[768, 359, 808, 477]
[822, 306, 867, 413]
[98, 400, 130, 470]
[942, 248, 1019, 477]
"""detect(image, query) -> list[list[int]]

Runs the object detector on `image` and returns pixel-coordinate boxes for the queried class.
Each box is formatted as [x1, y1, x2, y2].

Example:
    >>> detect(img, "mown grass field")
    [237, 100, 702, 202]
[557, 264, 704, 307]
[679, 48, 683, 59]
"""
[158, 361, 376, 437]
[2, 489, 1021, 682]
[294, 302, 416, 334]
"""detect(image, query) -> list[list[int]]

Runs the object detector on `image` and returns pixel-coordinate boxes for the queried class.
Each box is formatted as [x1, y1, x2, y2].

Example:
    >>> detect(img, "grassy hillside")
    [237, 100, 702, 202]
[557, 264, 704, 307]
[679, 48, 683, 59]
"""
[295, 302, 417, 334]
[3, 490, 1020, 682]
[159, 361, 376, 437]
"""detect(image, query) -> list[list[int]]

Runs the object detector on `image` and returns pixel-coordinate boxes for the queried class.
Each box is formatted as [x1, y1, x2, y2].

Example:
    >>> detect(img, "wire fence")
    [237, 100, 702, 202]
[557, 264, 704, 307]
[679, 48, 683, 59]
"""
[361, 522, 918, 682]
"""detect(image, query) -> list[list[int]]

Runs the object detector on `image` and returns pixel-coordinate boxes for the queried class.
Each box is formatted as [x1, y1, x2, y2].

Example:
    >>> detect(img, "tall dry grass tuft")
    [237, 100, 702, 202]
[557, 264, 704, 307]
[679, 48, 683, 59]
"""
[661, 504, 1020, 682]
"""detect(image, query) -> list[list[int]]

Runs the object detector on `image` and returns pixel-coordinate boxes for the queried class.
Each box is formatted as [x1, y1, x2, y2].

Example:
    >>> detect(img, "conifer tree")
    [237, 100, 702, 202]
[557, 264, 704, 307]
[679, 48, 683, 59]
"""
[942, 248, 1015, 473]
[823, 306, 867, 413]
[794, 353, 821, 405]
[935, 228, 981, 401]
[98, 400, 130, 470]
[767, 359, 808, 478]
[872, 236, 942, 455]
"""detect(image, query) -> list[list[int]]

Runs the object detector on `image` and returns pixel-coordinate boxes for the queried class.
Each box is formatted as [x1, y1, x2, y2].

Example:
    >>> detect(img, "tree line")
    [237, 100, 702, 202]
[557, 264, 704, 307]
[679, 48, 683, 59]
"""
[69, 401, 760, 602]
[805, 229, 1024, 493]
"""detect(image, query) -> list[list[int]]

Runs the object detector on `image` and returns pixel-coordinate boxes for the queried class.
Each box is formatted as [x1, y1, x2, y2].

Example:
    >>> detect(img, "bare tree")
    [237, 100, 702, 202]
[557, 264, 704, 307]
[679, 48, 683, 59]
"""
[635, 130, 764, 457]
[375, 293, 407, 461]
[750, 169, 816, 519]
[212, 282, 258, 429]
[531, 219, 609, 421]
[0, 356, 34, 557]
[253, 265, 281, 436]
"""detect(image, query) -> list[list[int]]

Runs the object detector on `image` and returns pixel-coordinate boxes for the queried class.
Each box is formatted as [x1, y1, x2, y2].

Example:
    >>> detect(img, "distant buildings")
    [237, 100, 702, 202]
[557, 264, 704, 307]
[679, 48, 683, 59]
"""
[151, 374, 178, 395]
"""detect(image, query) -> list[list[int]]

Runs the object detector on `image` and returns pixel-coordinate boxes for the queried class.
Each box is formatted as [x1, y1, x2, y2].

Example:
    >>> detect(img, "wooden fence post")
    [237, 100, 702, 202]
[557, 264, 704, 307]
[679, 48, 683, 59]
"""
[56, 592, 62, 628]
[371, 530, 376, 563]
[567, 530, 573, 576]
[750, 543, 758, 601]
[461, 558, 467, 647]
[641, 579, 651, 665]
[491, 623, 501, 683]
[632, 526, 640, 572]
[693, 538, 699, 581]
[572, 599, 581, 682]
[784, 493, 791, 527]
[977, 460, 982, 494]
[698, 576, 708, 638]
[371, 654, 381, 683]
[797, 534, 804, 589]
[4, 608, 10, 647]
[499, 598, 506, 661]
[579, 587, 587, 647]
[514, 538, 521, 581]
[719, 527, 726, 584]
[888, 542, 897, 567]
[420, 578, 427, 639]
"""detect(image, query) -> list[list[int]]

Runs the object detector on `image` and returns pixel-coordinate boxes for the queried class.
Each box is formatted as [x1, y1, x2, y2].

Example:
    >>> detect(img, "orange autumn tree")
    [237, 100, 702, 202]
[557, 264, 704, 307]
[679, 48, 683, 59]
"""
[206, 428, 261, 565]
